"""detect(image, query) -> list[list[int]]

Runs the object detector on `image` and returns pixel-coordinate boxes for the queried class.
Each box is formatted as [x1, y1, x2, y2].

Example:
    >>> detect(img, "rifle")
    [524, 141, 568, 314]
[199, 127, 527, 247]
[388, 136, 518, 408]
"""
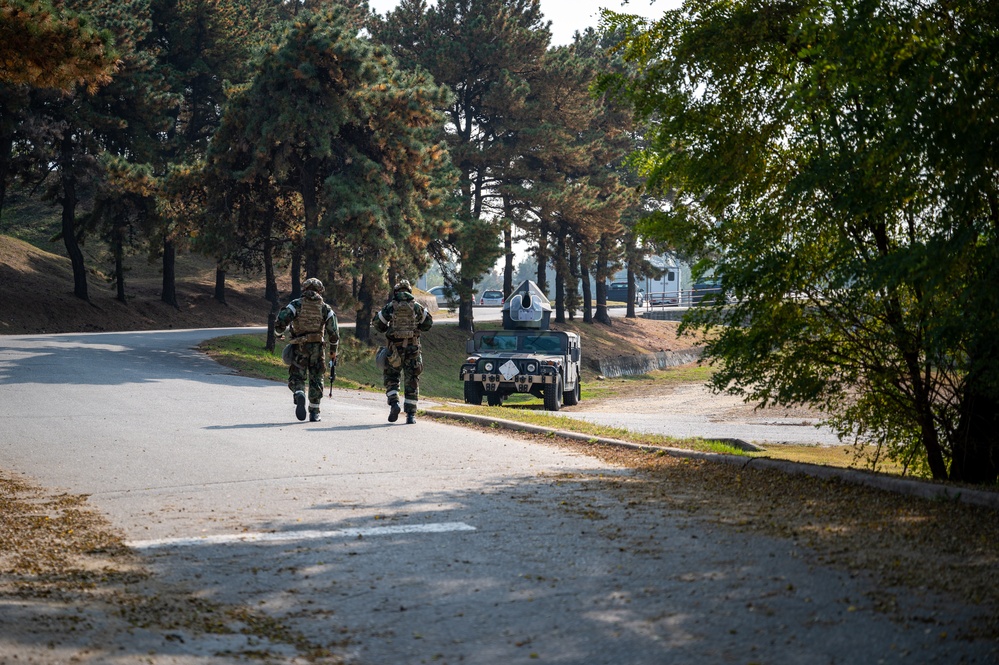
[328, 355, 338, 396]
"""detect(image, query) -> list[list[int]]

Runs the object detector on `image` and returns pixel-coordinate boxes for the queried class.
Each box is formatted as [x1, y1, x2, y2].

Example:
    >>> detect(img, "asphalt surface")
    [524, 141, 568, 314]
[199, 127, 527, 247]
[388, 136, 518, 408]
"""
[560, 395, 843, 447]
[1, 328, 995, 664]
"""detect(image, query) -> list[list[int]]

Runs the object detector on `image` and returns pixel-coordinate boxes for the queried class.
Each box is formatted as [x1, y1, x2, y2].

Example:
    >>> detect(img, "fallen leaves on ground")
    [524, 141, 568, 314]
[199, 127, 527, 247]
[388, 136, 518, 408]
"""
[0, 473, 347, 662]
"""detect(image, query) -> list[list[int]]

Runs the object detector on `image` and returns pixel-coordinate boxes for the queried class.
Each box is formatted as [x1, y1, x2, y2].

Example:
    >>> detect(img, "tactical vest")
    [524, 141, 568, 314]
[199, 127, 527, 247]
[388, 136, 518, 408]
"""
[291, 295, 326, 343]
[391, 300, 418, 338]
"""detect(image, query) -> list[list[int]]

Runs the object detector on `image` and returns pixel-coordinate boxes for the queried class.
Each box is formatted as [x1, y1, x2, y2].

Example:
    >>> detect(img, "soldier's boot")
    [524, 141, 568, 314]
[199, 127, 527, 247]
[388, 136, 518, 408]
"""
[294, 391, 307, 421]
[309, 409, 321, 423]
[388, 402, 401, 423]
[405, 412, 416, 425]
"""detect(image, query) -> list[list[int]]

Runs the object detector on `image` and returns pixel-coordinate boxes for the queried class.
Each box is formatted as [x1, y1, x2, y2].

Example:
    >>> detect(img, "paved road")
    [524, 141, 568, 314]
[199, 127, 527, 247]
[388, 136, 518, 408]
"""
[560, 383, 844, 448]
[0, 329, 993, 664]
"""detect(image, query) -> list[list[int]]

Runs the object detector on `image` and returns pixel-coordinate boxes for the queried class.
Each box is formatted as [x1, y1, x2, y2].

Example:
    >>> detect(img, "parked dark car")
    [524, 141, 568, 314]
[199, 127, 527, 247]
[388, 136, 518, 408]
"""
[689, 278, 724, 306]
[606, 281, 645, 307]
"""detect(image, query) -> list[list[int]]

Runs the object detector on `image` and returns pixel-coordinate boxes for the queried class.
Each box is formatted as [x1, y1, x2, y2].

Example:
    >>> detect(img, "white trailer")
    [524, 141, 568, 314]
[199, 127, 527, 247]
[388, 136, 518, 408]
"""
[644, 255, 682, 306]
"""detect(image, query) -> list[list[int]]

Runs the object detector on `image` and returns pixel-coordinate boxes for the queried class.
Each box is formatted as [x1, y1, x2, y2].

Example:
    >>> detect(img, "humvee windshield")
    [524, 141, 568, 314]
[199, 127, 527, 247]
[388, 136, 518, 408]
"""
[478, 332, 565, 354]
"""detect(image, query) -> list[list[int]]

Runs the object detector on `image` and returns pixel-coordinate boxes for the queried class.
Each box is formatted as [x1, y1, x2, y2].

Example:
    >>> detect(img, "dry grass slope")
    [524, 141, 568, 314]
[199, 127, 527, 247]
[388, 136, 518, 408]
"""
[1, 235, 270, 335]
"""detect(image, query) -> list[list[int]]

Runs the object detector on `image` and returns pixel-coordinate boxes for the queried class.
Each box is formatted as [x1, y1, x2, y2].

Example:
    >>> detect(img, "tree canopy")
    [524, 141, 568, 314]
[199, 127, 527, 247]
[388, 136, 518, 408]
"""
[0, 0, 117, 92]
[4, 0, 669, 348]
[602, 0, 999, 484]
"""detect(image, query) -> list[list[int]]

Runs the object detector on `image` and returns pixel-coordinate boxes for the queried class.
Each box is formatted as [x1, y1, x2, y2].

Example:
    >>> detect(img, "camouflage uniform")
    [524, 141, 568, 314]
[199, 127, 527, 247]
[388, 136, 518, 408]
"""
[275, 278, 340, 422]
[372, 280, 433, 424]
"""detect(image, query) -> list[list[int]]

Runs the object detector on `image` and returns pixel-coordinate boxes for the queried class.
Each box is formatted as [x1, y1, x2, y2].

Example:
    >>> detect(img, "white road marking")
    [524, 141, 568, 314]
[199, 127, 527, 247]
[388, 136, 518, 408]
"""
[128, 521, 476, 550]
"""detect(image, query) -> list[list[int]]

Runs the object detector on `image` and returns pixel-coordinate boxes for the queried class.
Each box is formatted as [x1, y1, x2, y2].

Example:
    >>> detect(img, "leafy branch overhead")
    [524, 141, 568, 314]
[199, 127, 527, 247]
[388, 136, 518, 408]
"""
[601, 0, 999, 485]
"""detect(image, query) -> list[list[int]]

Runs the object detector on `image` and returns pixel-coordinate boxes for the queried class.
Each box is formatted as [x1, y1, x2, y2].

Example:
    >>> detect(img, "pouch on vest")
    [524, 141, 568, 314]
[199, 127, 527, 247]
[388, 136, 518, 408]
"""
[386, 344, 403, 369]
[281, 343, 304, 368]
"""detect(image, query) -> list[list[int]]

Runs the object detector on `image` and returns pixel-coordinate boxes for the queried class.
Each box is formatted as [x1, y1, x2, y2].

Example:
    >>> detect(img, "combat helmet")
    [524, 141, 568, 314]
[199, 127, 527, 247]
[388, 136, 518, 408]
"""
[393, 279, 412, 293]
[302, 277, 325, 294]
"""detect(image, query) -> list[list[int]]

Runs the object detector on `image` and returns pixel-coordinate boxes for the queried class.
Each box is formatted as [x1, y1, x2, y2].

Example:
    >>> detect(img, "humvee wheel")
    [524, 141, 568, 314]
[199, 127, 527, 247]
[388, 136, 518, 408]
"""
[563, 378, 580, 406]
[544, 375, 563, 411]
[464, 381, 484, 405]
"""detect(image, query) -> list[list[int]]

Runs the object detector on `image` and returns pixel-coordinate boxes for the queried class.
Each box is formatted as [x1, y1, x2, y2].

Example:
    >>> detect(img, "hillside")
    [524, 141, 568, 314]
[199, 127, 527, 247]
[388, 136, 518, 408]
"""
[0, 235, 271, 335]
[0, 235, 699, 361]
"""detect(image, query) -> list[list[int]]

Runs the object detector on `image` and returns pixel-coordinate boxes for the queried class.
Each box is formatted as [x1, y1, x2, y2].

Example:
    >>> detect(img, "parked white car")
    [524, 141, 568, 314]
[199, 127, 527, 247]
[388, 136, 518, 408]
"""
[478, 289, 505, 306]
[428, 285, 455, 307]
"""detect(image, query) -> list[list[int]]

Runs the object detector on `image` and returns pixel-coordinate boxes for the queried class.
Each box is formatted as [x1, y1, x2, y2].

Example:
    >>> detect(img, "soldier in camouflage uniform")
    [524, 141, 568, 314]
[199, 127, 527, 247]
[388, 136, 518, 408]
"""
[372, 279, 433, 424]
[275, 278, 340, 422]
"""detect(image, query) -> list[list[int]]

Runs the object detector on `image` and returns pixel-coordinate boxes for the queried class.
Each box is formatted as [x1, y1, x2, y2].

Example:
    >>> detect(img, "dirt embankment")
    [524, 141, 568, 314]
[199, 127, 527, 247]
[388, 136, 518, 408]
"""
[1, 235, 270, 335]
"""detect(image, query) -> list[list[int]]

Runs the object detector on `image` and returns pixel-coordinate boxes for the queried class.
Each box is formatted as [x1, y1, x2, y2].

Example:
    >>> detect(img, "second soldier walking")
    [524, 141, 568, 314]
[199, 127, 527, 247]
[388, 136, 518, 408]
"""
[372, 279, 433, 424]
[275, 278, 340, 422]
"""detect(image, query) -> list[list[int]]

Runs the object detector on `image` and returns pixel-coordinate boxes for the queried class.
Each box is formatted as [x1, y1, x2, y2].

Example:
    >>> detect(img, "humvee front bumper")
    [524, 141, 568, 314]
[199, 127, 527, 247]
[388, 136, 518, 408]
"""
[460, 371, 556, 394]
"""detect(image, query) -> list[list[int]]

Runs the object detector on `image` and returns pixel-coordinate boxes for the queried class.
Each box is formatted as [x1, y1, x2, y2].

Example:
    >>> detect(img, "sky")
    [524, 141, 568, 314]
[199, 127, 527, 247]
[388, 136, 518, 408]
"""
[366, 0, 681, 47]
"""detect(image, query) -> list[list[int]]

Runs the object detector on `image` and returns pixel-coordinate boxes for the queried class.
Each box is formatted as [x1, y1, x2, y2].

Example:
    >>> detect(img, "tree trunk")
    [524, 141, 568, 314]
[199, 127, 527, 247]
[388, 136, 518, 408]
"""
[161, 237, 178, 308]
[214, 265, 226, 304]
[626, 265, 637, 319]
[354, 272, 375, 343]
[553, 229, 566, 324]
[581, 262, 593, 324]
[458, 275, 475, 332]
[502, 196, 515, 298]
[503, 222, 514, 298]
[535, 233, 548, 296]
[290, 249, 302, 300]
[594, 234, 612, 325]
[299, 157, 322, 279]
[566, 242, 580, 321]
[113, 226, 126, 303]
[59, 132, 88, 301]
[264, 226, 279, 352]
[266, 306, 278, 353]
[951, 379, 999, 484]
[265, 265, 279, 352]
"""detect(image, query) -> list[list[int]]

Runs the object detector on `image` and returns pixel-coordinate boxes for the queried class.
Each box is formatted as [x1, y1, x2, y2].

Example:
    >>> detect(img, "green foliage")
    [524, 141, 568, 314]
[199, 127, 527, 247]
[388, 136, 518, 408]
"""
[603, 0, 999, 484]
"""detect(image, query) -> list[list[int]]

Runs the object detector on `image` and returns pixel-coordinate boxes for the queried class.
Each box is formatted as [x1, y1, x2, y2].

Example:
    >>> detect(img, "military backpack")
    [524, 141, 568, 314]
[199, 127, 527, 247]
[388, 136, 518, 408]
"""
[391, 300, 418, 338]
[291, 294, 326, 343]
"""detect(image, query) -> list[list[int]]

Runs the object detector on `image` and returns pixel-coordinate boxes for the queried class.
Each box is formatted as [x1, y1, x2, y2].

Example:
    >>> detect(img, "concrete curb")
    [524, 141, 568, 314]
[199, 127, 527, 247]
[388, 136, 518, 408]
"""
[423, 409, 999, 511]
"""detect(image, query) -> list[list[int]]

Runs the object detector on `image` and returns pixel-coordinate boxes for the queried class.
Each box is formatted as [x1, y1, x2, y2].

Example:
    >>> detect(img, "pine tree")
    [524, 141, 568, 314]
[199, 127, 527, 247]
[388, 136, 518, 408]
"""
[506, 35, 634, 324]
[149, 0, 283, 304]
[0, 0, 116, 216]
[11, 0, 174, 301]
[205, 6, 454, 341]
[373, 0, 550, 331]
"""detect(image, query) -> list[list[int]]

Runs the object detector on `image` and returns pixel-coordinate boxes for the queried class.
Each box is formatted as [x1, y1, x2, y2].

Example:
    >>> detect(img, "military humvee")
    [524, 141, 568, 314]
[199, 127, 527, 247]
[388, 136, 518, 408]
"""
[459, 281, 581, 411]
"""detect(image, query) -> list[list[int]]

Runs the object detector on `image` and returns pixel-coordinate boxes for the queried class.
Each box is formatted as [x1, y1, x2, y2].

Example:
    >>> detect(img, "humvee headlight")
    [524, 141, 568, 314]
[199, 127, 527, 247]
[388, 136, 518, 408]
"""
[484, 362, 494, 371]
[527, 363, 537, 372]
